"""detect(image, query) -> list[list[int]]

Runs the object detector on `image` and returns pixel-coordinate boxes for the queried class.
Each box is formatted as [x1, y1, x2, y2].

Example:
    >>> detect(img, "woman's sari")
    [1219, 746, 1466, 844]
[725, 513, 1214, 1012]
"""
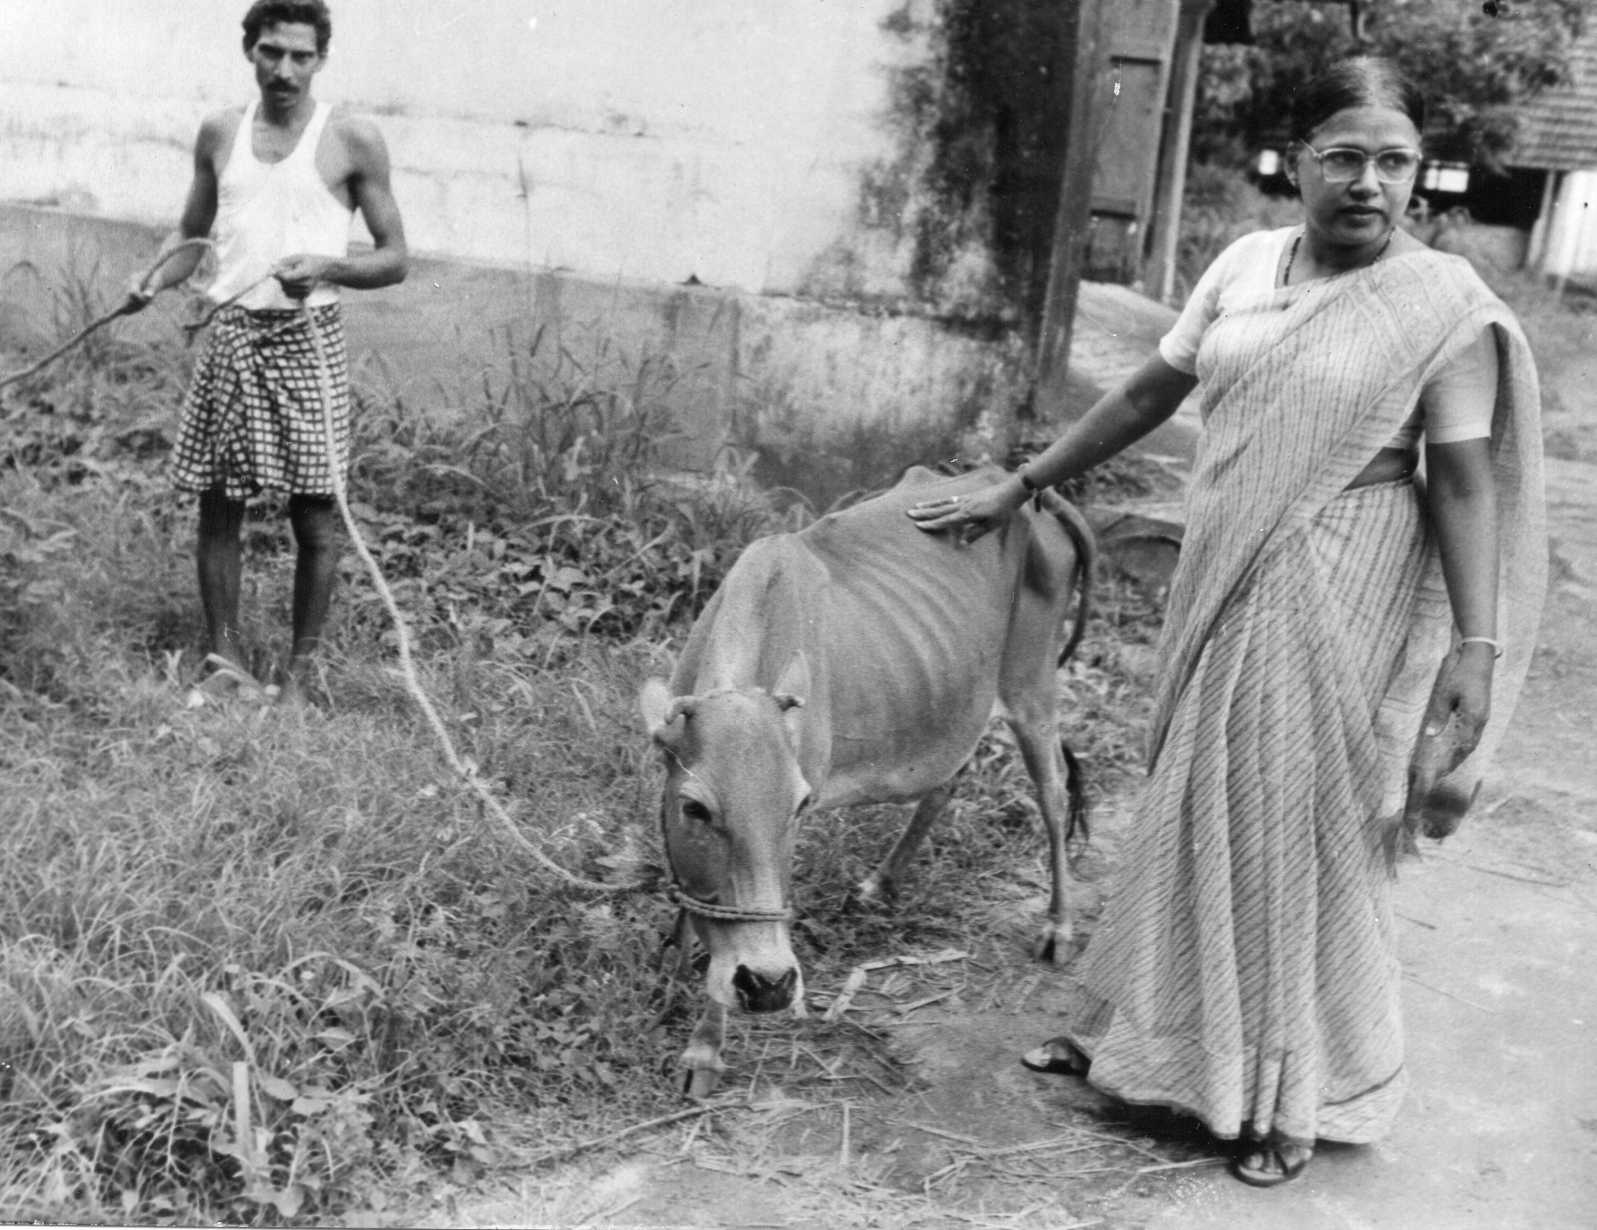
[1064, 248, 1545, 1146]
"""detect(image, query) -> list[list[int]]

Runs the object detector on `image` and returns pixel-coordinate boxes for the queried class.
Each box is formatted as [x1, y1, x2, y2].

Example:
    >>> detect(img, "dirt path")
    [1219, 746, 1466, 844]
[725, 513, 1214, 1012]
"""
[431, 305, 1597, 1230]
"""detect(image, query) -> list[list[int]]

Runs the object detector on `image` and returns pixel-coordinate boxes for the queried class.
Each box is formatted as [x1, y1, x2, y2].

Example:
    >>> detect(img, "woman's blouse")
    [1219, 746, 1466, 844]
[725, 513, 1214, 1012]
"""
[1158, 227, 1496, 449]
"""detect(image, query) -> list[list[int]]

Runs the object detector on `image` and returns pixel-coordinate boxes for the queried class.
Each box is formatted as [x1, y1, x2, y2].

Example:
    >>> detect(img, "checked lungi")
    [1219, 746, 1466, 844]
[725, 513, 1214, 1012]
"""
[172, 303, 350, 501]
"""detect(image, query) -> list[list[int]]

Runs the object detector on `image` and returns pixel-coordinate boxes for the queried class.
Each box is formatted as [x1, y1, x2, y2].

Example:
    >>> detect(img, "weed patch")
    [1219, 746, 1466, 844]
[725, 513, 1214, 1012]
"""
[0, 260, 1173, 1225]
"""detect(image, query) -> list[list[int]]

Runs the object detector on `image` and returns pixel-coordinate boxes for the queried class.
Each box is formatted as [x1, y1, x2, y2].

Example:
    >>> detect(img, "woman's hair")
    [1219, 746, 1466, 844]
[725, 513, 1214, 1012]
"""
[1288, 56, 1425, 143]
[241, 1, 333, 55]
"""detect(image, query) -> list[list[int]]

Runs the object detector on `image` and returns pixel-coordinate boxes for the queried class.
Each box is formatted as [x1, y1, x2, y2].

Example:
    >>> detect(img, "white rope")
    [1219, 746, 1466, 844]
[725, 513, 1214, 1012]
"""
[667, 885, 793, 924]
[2, 251, 640, 893]
[297, 301, 643, 895]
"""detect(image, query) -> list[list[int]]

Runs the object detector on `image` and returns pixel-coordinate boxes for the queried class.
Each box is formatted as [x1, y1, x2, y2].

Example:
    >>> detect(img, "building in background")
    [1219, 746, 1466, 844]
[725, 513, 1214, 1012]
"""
[0, 0, 1199, 498]
[1513, 32, 1597, 289]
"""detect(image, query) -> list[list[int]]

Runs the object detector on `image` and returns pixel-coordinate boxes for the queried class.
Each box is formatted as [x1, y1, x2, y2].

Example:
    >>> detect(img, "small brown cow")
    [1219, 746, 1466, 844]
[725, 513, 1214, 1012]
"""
[639, 464, 1093, 1096]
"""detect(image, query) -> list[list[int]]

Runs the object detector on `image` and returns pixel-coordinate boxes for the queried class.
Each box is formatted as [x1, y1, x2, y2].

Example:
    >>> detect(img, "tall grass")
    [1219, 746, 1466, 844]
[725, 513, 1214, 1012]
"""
[0, 641, 682, 1222]
[1, 283, 799, 1222]
[2, 268, 1169, 1224]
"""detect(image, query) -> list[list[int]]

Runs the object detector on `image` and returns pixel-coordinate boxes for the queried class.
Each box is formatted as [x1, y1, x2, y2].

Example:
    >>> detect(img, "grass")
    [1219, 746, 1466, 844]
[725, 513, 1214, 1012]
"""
[0, 266, 1165, 1225]
[8, 215, 1581, 1224]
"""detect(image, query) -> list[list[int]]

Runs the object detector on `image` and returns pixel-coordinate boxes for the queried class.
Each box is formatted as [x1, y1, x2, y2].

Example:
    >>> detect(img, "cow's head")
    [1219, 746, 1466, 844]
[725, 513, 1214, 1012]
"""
[639, 656, 812, 1014]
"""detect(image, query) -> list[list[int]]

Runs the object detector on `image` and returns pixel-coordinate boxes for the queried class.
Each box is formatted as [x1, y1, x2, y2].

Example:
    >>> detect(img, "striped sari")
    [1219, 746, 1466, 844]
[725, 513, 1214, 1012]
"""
[1064, 249, 1545, 1147]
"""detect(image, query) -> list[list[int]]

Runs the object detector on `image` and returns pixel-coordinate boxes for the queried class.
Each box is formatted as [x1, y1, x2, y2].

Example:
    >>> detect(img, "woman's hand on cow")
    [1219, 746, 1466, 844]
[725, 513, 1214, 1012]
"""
[906, 474, 1030, 545]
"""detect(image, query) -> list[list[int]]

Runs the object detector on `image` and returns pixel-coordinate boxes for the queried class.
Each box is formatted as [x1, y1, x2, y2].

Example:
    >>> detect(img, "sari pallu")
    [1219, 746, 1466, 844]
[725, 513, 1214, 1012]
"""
[1064, 250, 1546, 1146]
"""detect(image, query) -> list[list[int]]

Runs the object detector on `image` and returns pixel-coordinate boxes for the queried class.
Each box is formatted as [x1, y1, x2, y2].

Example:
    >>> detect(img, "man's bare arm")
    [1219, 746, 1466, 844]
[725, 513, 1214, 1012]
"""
[273, 116, 408, 297]
[127, 113, 227, 306]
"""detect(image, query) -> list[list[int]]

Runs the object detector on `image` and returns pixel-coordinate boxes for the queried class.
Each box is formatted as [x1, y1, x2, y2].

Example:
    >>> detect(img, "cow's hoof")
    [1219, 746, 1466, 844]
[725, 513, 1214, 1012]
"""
[1031, 926, 1074, 965]
[849, 876, 895, 911]
[683, 1066, 721, 1100]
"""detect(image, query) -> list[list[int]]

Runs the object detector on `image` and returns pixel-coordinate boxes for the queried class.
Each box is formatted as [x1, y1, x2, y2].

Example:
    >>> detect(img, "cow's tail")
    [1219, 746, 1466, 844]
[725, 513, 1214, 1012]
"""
[1034, 487, 1094, 854]
[1036, 488, 1095, 668]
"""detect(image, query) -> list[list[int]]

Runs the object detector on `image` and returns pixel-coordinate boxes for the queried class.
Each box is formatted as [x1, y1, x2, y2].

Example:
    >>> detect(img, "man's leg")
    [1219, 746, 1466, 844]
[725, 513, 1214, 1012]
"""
[282, 494, 342, 702]
[196, 487, 248, 672]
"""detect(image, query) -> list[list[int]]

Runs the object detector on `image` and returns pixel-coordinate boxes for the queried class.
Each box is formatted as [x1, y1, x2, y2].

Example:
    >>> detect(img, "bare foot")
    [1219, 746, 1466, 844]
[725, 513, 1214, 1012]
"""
[274, 661, 325, 709]
[189, 653, 265, 703]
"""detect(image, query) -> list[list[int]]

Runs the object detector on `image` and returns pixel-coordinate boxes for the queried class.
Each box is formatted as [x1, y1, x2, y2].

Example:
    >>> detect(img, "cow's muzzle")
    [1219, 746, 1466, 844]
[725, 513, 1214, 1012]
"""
[733, 964, 798, 1012]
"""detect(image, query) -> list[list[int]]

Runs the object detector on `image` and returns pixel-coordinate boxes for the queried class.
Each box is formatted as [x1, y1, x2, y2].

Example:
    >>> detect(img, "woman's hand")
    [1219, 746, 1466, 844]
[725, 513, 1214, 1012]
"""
[1421, 643, 1495, 769]
[906, 475, 1029, 545]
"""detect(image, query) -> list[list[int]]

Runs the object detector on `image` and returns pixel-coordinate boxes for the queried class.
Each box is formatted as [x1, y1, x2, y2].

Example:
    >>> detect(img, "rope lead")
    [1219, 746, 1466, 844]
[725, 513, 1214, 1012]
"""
[297, 300, 643, 895]
[2, 245, 642, 896]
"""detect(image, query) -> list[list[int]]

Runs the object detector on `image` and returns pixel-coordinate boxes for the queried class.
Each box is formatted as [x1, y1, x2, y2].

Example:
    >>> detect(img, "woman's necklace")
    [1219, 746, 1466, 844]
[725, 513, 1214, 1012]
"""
[1284, 227, 1394, 285]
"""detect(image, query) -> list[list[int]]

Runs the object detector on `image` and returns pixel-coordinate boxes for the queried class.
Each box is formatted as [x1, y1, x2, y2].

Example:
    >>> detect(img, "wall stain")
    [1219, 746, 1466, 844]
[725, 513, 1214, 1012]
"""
[802, 0, 1081, 344]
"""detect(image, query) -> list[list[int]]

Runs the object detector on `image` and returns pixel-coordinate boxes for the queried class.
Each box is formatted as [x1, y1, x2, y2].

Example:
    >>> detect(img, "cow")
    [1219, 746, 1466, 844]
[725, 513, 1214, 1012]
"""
[638, 464, 1094, 1097]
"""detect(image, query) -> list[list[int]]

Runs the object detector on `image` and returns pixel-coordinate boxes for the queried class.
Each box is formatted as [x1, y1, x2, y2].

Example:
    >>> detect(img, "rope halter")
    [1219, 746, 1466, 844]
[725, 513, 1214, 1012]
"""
[654, 685, 805, 925]
[667, 883, 794, 924]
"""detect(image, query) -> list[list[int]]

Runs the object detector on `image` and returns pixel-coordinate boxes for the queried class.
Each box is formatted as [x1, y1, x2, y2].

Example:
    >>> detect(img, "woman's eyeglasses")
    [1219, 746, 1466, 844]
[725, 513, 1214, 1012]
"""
[1296, 141, 1422, 184]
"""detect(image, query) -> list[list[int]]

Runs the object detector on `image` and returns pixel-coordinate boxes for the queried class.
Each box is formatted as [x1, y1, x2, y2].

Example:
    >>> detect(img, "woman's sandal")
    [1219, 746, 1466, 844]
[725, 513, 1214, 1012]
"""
[1019, 1036, 1090, 1076]
[1231, 1138, 1313, 1188]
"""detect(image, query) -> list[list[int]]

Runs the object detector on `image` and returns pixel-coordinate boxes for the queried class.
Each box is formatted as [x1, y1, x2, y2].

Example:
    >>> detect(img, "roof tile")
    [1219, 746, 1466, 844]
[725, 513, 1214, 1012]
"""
[1512, 36, 1597, 171]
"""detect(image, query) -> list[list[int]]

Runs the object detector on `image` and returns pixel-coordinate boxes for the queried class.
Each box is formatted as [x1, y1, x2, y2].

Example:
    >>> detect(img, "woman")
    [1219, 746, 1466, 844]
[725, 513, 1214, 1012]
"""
[909, 57, 1544, 1187]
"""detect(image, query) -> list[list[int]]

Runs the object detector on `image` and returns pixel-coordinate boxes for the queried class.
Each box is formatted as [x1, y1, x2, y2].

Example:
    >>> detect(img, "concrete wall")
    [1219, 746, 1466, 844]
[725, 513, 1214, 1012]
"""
[0, 1, 1094, 498]
[0, 0, 938, 299]
[1531, 170, 1597, 282]
[0, 204, 1029, 505]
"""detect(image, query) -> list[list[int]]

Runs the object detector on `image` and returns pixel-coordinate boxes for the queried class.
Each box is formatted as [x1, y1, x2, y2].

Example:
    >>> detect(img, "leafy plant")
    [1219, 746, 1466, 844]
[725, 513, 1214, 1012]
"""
[0, 260, 817, 1224]
[18, 234, 1584, 1225]
[1195, 0, 1586, 171]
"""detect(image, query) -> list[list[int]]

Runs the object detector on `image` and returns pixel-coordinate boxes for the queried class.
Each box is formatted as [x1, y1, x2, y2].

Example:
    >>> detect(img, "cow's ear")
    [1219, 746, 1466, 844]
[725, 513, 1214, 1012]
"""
[639, 678, 682, 743]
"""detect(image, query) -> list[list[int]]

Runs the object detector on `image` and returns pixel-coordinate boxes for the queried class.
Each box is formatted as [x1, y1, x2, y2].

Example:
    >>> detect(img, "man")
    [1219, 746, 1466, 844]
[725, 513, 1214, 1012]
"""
[130, 0, 407, 705]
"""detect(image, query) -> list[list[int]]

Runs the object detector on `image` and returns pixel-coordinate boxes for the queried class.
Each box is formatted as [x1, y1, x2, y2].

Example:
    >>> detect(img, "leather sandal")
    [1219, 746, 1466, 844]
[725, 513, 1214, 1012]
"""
[1019, 1036, 1090, 1076]
[1232, 1138, 1312, 1188]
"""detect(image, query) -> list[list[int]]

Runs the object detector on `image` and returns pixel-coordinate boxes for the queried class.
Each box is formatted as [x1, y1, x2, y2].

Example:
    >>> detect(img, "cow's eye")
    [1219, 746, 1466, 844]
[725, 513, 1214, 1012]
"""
[680, 799, 714, 825]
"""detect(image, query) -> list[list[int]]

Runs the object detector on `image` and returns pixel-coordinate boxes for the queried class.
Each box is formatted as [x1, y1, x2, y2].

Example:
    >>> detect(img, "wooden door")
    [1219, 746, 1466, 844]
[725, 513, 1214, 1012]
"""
[1081, 0, 1180, 283]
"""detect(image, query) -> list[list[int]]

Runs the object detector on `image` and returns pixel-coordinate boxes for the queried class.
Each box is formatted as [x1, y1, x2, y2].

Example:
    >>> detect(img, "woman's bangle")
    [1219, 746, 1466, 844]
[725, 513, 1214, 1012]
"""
[1458, 635, 1503, 659]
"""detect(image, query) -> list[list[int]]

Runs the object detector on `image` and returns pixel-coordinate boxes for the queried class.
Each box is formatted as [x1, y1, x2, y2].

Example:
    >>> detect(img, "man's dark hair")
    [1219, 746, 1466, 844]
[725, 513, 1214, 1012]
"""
[241, 1, 333, 55]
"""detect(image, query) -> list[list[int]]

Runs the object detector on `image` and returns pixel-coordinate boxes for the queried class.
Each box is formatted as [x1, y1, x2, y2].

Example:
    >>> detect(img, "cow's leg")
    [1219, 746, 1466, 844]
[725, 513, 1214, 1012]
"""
[857, 785, 953, 904]
[1000, 518, 1086, 962]
[1007, 711, 1076, 963]
[660, 907, 696, 980]
[680, 1000, 728, 1099]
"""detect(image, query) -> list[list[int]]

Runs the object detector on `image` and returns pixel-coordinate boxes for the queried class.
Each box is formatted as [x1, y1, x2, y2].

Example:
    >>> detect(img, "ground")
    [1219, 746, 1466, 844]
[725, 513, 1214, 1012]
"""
[422, 291, 1597, 1230]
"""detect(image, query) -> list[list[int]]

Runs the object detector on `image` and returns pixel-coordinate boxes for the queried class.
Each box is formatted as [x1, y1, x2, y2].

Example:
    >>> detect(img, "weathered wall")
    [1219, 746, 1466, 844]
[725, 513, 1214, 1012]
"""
[0, 204, 1029, 504]
[0, 0, 1094, 497]
[813, 0, 1082, 331]
[1533, 170, 1597, 281]
[0, 0, 961, 299]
